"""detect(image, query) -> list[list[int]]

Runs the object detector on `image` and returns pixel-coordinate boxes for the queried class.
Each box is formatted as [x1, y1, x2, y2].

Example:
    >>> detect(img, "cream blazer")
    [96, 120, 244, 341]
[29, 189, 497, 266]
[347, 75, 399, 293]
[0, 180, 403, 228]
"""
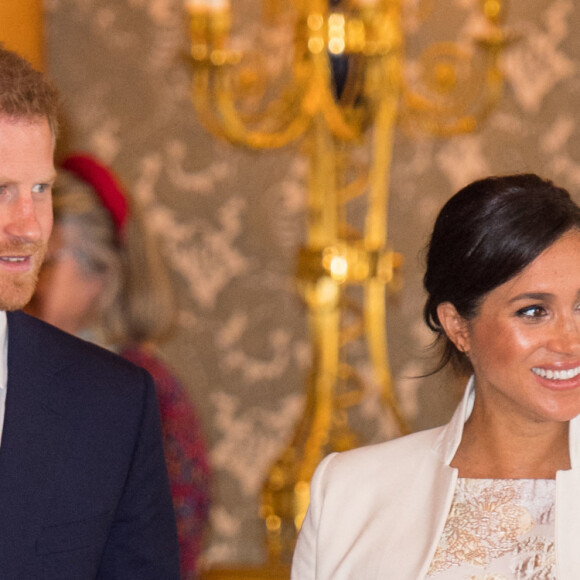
[291, 378, 580, 579]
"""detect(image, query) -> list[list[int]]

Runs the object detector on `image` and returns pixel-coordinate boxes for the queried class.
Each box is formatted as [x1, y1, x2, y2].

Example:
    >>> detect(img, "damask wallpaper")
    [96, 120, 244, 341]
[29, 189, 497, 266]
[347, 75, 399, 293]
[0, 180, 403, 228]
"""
[45, 0, 580, 568]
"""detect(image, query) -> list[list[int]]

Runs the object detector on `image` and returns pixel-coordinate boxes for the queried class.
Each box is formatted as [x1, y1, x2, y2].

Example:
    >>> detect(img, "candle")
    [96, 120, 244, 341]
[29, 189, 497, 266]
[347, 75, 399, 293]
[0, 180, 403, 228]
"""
[185, 0, 230, 13]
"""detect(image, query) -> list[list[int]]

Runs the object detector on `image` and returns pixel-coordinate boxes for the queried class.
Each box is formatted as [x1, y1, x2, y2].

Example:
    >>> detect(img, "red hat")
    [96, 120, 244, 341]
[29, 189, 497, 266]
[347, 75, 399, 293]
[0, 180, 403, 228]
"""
[60, 153, 130, 237]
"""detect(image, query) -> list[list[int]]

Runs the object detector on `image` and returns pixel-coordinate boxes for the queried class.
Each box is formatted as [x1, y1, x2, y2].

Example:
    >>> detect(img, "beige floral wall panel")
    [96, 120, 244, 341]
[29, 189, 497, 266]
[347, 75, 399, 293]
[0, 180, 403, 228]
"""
[46, 0, 580, 566]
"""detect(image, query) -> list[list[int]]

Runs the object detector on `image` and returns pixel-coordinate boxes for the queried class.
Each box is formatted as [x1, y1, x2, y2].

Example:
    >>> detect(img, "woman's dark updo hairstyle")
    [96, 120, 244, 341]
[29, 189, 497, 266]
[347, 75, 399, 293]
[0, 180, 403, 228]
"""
[424, 173, 580, 374]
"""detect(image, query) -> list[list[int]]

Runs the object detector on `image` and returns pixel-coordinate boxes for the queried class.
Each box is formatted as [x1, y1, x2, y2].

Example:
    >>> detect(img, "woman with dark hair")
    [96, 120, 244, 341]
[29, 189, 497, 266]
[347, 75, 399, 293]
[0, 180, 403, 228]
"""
[291, 174, 580, 579]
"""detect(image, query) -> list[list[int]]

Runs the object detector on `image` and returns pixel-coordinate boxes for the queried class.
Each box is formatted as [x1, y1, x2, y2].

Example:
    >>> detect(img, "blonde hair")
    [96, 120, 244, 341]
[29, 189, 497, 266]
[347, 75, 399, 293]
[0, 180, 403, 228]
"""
[53, 170, 176, 346]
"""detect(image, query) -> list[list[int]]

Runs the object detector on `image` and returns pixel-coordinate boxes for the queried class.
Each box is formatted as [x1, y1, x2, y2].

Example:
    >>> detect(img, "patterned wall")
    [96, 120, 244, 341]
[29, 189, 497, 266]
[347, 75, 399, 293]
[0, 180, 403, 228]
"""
[46, 0, 580, 567]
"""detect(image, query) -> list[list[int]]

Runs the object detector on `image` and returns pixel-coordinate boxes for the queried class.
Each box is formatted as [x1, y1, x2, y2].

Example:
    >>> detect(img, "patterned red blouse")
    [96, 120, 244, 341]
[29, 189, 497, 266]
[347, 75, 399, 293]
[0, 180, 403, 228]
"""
[121, 346, 211, 579]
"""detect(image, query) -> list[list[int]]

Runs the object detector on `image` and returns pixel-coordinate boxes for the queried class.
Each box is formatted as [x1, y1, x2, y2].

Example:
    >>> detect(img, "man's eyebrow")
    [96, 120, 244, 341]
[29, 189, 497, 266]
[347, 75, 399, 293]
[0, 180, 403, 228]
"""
[41, 173, 58, 183]
[0, 173, 58, 183]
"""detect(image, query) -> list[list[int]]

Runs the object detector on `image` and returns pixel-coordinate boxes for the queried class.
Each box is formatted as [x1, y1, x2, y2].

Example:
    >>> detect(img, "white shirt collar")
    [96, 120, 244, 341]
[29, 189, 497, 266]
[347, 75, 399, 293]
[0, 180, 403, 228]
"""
[0, 311, 7, 391]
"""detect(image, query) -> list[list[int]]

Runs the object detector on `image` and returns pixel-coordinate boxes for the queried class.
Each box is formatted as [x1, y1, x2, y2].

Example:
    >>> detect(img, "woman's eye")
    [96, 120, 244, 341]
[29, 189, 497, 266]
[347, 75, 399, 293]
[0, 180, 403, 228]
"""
[516, 305, 547, 319]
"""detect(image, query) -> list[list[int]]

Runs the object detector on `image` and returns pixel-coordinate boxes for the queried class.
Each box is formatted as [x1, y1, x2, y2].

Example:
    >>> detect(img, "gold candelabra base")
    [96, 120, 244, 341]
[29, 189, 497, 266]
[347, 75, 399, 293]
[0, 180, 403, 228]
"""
[201, 564, 290, 580]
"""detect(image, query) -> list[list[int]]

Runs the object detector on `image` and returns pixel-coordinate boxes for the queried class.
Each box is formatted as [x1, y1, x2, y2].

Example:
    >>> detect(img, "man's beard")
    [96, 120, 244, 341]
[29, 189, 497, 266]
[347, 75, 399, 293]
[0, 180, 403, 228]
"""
[0, 242, 47, 311]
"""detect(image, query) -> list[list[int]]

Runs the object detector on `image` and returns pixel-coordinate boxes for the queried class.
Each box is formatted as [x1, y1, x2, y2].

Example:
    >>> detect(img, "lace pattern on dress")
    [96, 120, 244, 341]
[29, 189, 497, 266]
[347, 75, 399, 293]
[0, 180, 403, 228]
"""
[426, 478, 555, 579]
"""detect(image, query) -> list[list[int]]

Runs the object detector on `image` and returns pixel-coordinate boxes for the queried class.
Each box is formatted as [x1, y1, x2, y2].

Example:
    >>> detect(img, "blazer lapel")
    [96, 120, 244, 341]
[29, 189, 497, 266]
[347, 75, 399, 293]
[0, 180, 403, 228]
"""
[0, 312, 73, 567]
[377, 379, 474, 578]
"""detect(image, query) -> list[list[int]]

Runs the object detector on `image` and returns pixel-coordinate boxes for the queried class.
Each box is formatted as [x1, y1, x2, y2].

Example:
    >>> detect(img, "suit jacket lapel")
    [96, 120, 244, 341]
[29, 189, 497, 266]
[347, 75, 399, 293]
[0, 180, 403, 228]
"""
[0, 311, 72, 565]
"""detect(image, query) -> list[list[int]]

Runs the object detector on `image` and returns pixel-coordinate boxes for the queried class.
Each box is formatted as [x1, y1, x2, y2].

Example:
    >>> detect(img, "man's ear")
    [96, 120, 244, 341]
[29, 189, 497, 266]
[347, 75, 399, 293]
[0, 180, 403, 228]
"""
[436, 302, 471, 354]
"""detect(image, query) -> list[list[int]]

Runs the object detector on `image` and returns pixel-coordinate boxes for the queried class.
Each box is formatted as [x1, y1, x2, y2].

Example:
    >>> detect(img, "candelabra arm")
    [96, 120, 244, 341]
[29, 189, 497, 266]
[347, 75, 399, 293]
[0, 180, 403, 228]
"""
[191, 68, 233, 142]
[399, 2, 510, 136]
[193, 56, 363, 150]
[192, 68, 313, 148]
[364, 60, 400, 249]
[296, 279, 342, 484]
[307, 114, 340, 247]
[365, 276, 410, 435]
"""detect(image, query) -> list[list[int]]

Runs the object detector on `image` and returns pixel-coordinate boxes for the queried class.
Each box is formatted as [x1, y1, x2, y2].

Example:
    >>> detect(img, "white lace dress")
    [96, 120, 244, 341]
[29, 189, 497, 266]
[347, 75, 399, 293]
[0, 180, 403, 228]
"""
[426, 478, 556, 579]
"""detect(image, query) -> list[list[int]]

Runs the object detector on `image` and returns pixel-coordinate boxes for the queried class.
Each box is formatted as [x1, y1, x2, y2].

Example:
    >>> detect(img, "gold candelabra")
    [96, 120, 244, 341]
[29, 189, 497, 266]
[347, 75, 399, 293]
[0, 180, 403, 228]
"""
[187, 0, 508, 573]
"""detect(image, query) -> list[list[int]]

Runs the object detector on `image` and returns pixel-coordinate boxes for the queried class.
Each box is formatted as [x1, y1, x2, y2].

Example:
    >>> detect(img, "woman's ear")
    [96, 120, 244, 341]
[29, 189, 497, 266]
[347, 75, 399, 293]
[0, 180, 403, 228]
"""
[436, 302, 471, 354]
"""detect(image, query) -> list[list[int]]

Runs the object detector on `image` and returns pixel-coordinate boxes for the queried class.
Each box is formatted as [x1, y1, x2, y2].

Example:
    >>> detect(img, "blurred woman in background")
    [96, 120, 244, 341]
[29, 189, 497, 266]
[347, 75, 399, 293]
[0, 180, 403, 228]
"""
[28, 153, 211, 579]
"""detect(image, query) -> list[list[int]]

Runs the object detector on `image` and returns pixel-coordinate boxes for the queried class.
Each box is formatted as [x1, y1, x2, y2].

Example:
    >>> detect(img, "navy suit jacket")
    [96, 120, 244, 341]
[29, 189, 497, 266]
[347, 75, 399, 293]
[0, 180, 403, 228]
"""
[0, 311, 180, 579]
